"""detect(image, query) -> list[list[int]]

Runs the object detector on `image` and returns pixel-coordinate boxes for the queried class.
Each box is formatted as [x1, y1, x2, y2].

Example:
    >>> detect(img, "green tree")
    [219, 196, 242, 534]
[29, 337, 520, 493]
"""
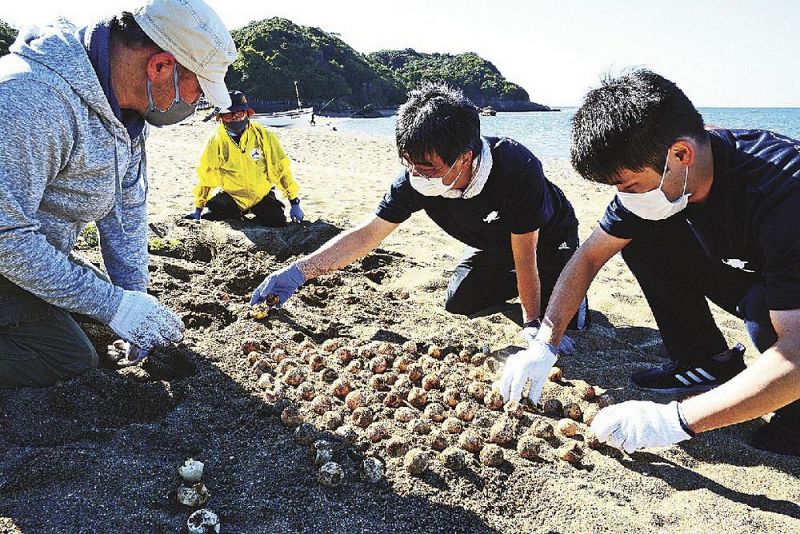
[226, 18, 405, 108]
[0, 20, 18, 57]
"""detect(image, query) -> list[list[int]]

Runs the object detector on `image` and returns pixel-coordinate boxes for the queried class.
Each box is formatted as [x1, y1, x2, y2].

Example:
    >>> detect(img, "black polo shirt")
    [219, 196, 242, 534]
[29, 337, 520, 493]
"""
[376, 137, 578, 253]
[600, 128, 800, 310]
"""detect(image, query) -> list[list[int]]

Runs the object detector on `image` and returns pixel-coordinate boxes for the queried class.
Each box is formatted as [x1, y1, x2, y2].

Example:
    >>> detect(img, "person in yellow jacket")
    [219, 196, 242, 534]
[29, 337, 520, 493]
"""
[188, 90, 304, 226]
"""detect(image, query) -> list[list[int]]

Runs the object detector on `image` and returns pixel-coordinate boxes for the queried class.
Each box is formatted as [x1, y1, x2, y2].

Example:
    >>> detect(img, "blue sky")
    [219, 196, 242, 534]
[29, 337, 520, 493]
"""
[3, 0, 798, 107]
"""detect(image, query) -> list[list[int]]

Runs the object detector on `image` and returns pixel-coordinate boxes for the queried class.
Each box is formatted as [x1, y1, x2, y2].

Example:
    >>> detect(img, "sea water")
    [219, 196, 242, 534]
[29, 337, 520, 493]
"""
[334, 108, 800, 158]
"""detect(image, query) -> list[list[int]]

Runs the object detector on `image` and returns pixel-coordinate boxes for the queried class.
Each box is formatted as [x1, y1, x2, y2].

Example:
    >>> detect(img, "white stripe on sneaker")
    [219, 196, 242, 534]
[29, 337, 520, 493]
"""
[685, 370, 704, 383]
[695, 367, 716, 381]
[674, 374, 692, 386]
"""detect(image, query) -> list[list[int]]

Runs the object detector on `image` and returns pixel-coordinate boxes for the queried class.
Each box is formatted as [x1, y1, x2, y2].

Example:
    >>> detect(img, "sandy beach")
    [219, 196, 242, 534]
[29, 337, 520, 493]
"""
[0, 114, 798, 533]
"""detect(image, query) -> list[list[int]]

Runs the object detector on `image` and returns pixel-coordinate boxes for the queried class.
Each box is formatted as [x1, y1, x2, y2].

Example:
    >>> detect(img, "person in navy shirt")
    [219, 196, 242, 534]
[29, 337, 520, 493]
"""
[251, 83, 587, 346]
[499, 69, 800, 457]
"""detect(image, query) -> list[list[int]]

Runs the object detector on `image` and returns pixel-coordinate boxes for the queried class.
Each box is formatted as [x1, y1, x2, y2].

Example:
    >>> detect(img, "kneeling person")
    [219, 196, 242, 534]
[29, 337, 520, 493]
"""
[499, 69, 800, 457]
[251, 83, 587, 342]
[189, 90, 304, 226]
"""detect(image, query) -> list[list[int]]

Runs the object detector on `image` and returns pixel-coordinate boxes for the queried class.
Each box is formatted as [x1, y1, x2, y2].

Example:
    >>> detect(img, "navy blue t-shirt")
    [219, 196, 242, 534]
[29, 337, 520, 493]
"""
[600, 129, 800, 310]
[376, 137, 578, 253]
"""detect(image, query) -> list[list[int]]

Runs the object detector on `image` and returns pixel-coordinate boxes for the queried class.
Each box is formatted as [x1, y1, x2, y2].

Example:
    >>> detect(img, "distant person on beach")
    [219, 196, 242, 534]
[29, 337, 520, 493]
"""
[0, 0, 236, 387]
[498, 69, 800, 457]
[251, 83, 588, 348]
[187, 90, 304, 227]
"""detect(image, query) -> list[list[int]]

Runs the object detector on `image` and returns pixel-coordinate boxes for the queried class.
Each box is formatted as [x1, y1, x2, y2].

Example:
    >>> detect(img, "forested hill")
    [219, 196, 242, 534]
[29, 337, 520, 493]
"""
[0, 20, 17, 57]
[226, 17, 405, 111]
[0, 16, 550, 111]
[369, 48, 550, 111]
[226, 17, 550, 111]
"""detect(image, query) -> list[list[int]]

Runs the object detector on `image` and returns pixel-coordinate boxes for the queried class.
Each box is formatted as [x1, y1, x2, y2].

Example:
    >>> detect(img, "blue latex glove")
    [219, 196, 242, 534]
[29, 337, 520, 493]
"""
[289, 199, 304, 223]
[250, 263, 306, 306]
[521, 319, 575, 355]
[184, 207, 202, 220]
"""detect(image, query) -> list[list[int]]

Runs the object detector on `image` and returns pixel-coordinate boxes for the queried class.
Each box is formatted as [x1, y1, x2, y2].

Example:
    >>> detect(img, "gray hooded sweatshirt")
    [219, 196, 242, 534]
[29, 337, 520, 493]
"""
[0, 20, 149, 323]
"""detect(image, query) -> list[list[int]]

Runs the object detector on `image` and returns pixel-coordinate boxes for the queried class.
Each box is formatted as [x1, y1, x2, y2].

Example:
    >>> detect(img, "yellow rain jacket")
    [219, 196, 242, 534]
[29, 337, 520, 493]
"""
[194, 121, 299, 210]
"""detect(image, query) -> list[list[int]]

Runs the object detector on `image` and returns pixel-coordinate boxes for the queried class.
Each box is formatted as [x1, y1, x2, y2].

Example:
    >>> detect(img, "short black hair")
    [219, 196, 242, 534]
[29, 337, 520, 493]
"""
[395, 82, 481, 166]
[570, 69, 706, 184]
[110, 11, 161, 51]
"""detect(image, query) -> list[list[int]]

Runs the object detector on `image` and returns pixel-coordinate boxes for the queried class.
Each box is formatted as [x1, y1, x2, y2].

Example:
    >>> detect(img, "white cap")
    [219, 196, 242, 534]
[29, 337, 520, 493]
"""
[134, 0, 237, 109]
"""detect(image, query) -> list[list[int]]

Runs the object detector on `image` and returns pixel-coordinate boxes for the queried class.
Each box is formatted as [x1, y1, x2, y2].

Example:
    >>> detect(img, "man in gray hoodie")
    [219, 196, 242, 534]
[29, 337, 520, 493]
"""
[0, 0, 237, 387]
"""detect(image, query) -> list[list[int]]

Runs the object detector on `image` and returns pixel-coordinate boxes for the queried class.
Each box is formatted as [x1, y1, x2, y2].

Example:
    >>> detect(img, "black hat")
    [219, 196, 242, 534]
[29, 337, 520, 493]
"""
[223, 90, 250, 113]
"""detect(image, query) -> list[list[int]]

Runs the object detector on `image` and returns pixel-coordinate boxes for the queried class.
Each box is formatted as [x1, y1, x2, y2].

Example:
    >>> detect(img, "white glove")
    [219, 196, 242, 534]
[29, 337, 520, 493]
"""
[591, 400, 693, 453]
[108, 290, 184, 351]
[496, 340, 558, 403]
[521, 320, 575, 355]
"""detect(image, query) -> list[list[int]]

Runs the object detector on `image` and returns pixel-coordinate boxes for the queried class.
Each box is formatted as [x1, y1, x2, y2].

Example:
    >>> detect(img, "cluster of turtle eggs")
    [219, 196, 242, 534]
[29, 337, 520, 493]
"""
[244, 337, 614, 483]
[174, 458, 221, 534]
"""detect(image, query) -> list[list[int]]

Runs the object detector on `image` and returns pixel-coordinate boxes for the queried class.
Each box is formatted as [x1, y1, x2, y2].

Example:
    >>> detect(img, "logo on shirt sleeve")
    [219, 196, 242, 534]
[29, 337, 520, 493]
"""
[250, 148, 263, 161]
[483, 211, 500, 223]
[722, 258, 755, 272]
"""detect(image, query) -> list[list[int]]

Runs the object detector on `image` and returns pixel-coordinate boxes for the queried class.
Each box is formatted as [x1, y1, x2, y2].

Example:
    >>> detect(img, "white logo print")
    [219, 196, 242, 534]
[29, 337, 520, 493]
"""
[722, 259, 755, 272]
[558, 242, 570, 251]
[250, 148, 262, 161]
[483, 211, 500, 223]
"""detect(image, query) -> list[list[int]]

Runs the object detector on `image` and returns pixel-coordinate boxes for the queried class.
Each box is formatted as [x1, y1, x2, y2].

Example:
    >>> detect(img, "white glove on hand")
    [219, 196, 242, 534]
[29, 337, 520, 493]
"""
[496, 340, 558, 403]
[591, 400, 693, 453]
[108, 290, 184, 351]
[520, 321, 575, 355]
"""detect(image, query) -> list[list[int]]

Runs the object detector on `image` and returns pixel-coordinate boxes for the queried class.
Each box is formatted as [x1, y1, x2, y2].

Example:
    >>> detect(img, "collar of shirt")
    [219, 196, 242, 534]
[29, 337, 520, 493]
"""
[82, 19, 145, 140]
[441, 136, 494, 199]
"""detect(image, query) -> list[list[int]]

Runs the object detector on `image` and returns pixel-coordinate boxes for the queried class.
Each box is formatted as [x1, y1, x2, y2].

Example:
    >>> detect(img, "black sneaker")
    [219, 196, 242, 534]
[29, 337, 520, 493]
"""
[631, 343, 746, 394]
[750, 414, 800, 457]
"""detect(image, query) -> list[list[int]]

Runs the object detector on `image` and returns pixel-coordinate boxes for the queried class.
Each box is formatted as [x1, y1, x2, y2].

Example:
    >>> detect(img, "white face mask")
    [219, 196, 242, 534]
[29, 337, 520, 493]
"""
[616, 151, 691, 220]
[408, 157, 464, 197]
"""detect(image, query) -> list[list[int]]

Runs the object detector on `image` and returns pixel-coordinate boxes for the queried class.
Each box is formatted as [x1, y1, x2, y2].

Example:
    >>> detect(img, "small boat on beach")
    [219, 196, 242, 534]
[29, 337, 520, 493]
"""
[253, 107, 314, 128]
[480, 106, 497, 116]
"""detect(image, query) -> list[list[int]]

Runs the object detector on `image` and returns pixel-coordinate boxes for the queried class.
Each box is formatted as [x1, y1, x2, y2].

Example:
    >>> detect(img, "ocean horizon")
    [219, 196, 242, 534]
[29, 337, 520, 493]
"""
[333, 107, 800, 159]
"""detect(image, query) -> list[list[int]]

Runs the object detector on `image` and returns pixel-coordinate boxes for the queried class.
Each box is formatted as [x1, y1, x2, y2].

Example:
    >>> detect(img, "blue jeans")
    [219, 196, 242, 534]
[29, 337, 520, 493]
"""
[0, 277, 97, 388]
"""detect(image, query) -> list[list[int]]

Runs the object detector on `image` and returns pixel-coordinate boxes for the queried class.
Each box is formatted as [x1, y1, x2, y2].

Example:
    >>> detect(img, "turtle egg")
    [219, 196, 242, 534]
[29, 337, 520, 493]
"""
[423, 402, 446, 422]
[407, 364, 424, 382]
[361, 457, 384, 483]
[177, 482, 210, 507]
[318, 461, 344, 487]
[322, 411, 343, 430]
[489, 417, 515, 445]
[345, 390, 367, 411]
[369, 356, 388, 374]
[455, 401, 478, 422]
[407, 387, 428, 408]
[187, 509, 220, 534]
[556, 418, 578, 438]
[458, 429, 484, 453]
[404, 448, 430, 476]
[386, 436, 409, 457]
[517, 435, 542, 459]
[439, 446, 466, 470]
[484, 389, 505, 411]
[542, 398, 563, 417]
[442, 417, 463, 434]
[421, 374, 441, 391]
[351, 407, 374, 428]
[395, 407, 417, 423]
[480, 444, 505, 467]
[443, 388, 461, 408]
[178, 459, 204, 484]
